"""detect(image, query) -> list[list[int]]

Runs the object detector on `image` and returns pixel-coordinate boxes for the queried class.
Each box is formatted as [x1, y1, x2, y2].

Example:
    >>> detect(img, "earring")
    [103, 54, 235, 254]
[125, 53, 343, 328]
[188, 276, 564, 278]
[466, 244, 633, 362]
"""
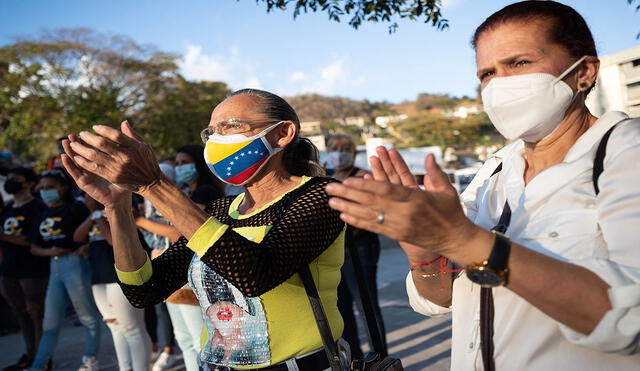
[579, 82, 589, 91]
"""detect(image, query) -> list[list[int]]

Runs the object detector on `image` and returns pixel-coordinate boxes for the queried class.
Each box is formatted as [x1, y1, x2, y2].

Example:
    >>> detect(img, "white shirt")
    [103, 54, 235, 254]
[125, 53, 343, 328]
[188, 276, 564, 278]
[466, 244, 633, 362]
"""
[406, 111, 640, 370]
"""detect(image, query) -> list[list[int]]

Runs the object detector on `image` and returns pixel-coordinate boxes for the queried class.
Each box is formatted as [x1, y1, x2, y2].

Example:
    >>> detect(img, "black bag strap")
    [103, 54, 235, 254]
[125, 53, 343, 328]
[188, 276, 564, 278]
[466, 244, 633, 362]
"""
[345, 226, 388, 357]
[300, 266, 342, 371]
[479, 167, 512, 371]
[593, 123, 621, 195]
[480, 287, 495, 371]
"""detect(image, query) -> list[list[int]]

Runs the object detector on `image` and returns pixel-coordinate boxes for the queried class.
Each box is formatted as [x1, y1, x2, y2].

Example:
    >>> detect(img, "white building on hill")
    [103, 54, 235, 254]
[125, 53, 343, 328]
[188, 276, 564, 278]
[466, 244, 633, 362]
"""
[586, 45, 640, 118]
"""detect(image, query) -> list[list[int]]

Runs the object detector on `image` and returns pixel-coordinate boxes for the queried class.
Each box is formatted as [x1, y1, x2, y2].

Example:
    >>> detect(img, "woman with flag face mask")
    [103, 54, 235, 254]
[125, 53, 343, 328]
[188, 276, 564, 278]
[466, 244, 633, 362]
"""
[61, 88, 346, 370]
[324, 1, 640, 369]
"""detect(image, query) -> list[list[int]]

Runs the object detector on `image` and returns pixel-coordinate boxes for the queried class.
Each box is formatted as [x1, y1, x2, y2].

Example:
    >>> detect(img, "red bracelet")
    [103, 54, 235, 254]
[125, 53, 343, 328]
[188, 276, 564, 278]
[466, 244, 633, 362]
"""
[410, 256, 464, 288]
[409, 256, 443, 271]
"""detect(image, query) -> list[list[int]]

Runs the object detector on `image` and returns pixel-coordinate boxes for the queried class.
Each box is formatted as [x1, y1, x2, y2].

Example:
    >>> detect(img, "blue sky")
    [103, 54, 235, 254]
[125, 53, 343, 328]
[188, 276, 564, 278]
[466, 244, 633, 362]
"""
[1, 0, 638, 103]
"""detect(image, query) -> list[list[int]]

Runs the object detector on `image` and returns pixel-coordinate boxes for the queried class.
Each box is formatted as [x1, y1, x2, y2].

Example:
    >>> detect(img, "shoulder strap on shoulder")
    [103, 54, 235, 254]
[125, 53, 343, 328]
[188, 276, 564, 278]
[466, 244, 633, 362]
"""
[490, 162, 502, 177]
[593, 124, 620, 195]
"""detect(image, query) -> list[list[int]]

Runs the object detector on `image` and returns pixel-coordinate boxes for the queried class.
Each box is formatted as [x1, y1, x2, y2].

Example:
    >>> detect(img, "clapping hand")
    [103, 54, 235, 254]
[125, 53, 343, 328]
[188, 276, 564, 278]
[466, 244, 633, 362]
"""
[63, 120, 163, 195]
[325, 146, 477, 260]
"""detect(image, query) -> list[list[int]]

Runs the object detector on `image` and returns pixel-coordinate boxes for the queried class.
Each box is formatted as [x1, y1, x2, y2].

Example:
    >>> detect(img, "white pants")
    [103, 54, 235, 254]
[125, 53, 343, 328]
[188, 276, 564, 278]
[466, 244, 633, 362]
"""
[92, 283, 152, 371]
[166, 303, 203, 371]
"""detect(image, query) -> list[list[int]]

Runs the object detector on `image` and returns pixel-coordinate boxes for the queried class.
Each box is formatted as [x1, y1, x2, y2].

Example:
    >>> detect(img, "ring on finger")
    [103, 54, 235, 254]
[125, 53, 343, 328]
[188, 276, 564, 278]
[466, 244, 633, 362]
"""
[376, 212, 385, 224]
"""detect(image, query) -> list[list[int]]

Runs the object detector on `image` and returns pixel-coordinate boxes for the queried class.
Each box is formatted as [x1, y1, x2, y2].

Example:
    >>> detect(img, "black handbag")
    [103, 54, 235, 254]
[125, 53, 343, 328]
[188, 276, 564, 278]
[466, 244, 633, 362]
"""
[300, 227, 403, 371]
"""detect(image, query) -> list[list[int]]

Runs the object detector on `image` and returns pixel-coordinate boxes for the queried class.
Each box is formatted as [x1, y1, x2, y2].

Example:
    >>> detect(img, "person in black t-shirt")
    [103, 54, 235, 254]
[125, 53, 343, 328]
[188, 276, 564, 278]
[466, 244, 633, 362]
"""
[149, 144, 224, 371]
[28, 170, 102, 371]
[0, 167, 48, 370]
[325, 134, 388, 359]
[74, 194, 152, 371]
[175, 144, 224, 207]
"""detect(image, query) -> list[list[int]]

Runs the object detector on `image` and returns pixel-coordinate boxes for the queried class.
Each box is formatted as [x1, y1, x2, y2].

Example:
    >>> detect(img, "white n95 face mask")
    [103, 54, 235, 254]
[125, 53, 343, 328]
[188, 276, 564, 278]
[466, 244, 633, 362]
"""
[481, 56, 586, 143]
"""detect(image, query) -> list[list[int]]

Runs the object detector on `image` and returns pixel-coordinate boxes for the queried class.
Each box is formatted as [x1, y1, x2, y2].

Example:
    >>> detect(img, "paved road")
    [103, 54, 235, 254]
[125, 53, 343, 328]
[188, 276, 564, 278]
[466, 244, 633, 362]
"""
[0, 240, 451, 370]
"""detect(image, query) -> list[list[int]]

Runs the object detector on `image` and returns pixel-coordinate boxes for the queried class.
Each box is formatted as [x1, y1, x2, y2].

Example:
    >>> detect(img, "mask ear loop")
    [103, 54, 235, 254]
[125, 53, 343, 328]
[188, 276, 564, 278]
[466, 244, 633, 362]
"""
[553, 55, 588, 85]
[260, 121, 286, 155]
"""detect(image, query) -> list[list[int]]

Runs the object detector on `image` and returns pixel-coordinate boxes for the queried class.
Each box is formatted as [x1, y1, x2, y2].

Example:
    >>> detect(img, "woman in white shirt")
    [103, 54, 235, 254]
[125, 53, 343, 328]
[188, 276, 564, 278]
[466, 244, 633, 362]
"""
[325, 1, 640, 370]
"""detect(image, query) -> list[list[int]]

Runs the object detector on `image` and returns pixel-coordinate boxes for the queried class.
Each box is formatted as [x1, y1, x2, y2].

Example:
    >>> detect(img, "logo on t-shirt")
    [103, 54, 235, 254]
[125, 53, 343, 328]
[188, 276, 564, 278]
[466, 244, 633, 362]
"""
[3, 216, 25, 236]
[89, 224, 105, 242]
[39, 217, 64, 240]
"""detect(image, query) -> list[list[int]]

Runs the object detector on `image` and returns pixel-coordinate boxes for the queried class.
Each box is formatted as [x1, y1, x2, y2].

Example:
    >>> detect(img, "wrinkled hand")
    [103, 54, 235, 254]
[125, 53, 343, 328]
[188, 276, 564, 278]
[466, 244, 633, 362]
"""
[61, 140, 131, 209]
[326, 151, 476, 258]
[365, 147, 435, 262]
[66, 120, 163, 195]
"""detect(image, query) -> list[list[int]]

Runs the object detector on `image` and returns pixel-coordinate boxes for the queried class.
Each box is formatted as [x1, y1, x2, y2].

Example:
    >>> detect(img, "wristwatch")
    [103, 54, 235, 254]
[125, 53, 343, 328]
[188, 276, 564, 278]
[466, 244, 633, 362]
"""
[90, 210, 104, 221]
[465, 231, 511, 287]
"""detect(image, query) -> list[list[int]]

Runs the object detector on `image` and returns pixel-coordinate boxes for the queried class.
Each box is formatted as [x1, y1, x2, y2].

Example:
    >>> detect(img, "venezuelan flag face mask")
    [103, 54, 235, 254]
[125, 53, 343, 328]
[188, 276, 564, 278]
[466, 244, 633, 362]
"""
[203, 121, 284, 186]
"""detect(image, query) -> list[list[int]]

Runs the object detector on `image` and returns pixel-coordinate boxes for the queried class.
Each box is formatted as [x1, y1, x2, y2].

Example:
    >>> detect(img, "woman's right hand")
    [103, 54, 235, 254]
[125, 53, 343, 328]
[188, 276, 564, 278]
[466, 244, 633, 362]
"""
[65, 121, 163, 195]
[61, 139, 131, 209]
[367, 146, 441, 264]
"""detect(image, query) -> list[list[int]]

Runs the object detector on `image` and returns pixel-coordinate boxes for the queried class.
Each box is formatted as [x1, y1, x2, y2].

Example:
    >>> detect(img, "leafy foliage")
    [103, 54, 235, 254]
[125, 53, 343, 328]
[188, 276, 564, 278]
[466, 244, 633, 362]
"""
[0, 29, 230, 167]
[389, 110, 500, 151]
[252, 0, 448, 33]
[630, 0, 640, 39]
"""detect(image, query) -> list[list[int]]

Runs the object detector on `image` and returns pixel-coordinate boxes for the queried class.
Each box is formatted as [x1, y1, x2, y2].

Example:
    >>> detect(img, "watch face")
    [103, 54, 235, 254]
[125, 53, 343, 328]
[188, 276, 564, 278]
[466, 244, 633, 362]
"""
[467, 269, 502, 287]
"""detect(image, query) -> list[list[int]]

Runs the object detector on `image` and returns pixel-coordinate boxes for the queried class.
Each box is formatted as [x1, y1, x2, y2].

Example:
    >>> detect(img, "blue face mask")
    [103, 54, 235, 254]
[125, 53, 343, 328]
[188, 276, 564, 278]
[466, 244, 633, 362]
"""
[40, 189, 62, 204]
[175, 163, 198, 186]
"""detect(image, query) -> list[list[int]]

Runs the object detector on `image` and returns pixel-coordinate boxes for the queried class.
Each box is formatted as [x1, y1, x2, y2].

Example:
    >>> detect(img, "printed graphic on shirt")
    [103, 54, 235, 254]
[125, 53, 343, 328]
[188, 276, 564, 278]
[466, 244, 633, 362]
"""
[3, 216, 25, 235]
[88, 224, 105, 243]
[189, 256, 270, 367]
[39, 217, 64, 240]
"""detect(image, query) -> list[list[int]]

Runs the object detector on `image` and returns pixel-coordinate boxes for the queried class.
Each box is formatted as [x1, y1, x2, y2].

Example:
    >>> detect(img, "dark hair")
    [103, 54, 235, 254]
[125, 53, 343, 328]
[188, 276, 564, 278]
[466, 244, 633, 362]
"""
[40, 169, 74, 203]
[472, 1, 597, 92]
[176, 144, 224, 194]
[227, 88, 324, 177]
[8, 166, 37, 183]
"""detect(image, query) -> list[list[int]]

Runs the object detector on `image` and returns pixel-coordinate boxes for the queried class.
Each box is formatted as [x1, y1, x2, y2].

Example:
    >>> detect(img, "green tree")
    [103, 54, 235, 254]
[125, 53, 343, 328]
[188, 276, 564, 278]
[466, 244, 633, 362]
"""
[252, 0, 448, 33]
[0, 28, 230, 166]
[389, 112, 501, 152]
[138, 77, 230, 158]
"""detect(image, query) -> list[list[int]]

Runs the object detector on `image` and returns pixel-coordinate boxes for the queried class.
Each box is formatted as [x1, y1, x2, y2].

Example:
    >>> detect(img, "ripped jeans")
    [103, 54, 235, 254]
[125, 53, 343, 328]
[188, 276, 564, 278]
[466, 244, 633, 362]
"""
[30, 254, 102, 370]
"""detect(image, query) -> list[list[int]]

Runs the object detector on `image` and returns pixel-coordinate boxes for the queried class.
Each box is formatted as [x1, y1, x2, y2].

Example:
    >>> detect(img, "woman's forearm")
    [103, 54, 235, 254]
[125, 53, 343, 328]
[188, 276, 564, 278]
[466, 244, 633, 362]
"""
[448, 228, 611, 335]
[94, 217, 113, 246]
[0, 234, 30, 247]
[104, 202, 149, 272]
[411, 266, 454, 307]
[135, 217, 181, 242]
[506, 243, 611, 335]
[405, 246, 453, 307]
[139, 178, 209, 239]
[73, 216, 93, 243]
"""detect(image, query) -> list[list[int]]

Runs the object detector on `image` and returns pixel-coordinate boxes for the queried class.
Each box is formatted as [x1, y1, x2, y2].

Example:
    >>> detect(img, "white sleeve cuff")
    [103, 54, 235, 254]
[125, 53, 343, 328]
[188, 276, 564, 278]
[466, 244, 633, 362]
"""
[559, 257, 640, 354]
[405, 272, 452, 317]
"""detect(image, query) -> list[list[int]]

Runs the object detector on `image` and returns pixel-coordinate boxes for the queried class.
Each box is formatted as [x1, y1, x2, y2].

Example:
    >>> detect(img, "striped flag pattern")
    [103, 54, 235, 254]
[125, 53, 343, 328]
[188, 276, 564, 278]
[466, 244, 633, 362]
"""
[205, 138, 271, 185]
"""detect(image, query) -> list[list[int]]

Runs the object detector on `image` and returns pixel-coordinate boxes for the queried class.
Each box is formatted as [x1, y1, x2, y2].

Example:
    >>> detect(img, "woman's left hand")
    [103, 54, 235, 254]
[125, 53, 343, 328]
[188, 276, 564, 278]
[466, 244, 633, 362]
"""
[66, 120, 163, 195]
[326, 154, 480, 258]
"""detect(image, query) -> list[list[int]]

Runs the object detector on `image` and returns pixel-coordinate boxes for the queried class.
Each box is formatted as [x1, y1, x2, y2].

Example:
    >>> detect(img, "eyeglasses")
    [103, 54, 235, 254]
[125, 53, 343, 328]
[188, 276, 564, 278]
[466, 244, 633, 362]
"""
[200, 119, 280, 143]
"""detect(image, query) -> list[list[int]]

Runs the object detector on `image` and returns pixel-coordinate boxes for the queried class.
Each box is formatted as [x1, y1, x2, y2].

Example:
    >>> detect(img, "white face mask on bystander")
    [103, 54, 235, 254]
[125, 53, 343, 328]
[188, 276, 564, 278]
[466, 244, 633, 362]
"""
[481, 56, 587, 143]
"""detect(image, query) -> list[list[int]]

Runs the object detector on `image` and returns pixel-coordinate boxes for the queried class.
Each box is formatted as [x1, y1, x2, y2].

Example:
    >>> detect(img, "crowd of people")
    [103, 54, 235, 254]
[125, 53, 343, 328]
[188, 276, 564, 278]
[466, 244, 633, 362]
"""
[1, 1, 639, 371]
[0, 103, 384, 371]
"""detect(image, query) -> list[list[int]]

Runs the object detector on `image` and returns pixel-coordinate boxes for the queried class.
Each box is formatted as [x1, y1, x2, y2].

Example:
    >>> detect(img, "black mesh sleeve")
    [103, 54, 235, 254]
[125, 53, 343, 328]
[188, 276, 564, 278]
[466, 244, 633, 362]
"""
[118, 237, 195, 308]
[200, 177, 344, 297]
